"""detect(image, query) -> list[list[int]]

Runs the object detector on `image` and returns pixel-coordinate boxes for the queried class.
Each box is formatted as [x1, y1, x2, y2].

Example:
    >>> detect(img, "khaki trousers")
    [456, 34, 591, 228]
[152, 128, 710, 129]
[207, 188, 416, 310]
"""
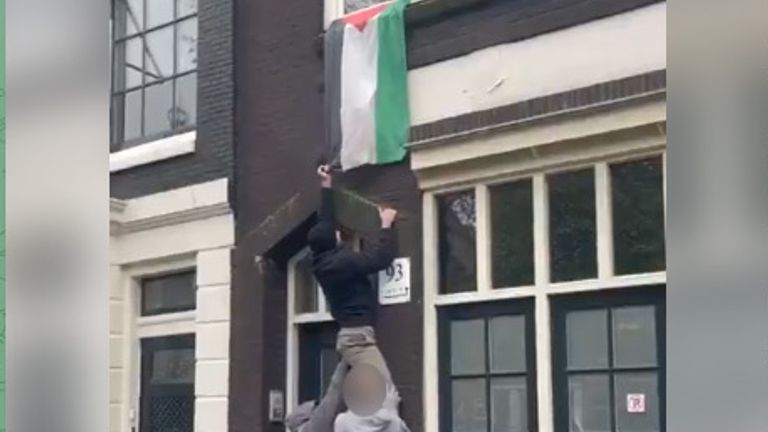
[336, 326, 392, 383]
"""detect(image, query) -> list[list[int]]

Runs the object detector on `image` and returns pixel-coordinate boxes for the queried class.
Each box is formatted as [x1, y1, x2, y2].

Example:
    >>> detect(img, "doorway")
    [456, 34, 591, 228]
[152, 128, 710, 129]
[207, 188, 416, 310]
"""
[139, 334, 195, 432]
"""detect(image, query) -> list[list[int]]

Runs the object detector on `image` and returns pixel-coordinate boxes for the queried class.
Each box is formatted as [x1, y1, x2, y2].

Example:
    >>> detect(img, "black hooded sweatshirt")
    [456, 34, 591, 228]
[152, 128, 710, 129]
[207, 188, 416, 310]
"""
[308, 187, 396, 327]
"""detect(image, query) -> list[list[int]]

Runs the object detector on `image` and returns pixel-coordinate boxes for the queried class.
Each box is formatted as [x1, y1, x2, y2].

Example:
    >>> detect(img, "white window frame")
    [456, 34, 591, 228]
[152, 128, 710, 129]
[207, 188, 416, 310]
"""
[110, 131, 197, 173]
[423, 148, 667, 432]
[123, 256, 198, 432]
[286, 248, 334, 411]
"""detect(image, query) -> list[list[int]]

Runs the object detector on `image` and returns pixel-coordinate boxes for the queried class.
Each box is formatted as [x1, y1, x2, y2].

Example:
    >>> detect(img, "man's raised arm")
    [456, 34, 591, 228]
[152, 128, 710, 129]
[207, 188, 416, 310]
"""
[349, 207, 398, 274]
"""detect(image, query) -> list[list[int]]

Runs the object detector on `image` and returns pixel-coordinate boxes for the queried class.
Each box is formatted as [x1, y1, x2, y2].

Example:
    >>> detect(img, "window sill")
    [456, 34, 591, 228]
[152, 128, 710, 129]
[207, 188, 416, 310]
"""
[110, 131, 196, 173]
[137, 310, 197, 327]
[136, 310, 197, 338]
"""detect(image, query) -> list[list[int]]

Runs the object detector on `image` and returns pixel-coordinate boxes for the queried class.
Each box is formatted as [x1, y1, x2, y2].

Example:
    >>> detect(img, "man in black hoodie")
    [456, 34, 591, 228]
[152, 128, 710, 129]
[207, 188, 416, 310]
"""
[307, 165, 397, 382]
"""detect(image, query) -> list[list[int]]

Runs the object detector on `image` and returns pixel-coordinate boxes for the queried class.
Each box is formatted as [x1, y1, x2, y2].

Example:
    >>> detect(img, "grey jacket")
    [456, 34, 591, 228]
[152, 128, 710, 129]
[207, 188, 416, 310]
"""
[285, 361, 348, 432]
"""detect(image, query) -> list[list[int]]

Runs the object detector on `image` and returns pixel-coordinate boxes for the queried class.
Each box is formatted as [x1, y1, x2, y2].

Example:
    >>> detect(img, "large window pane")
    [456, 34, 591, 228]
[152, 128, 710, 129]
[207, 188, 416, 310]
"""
[177, 18, 198, 74]
[452, 379, 487, 432]
[489, 315, 526, 373]
[294, 254, 318, 314]
[491, 377, 527, 432]
[145, 27, 174, 82]
[123, 90, 143, 141]
[451, 319, 485, 375]
[144, 80, 174, 136]
[567, 310, 609, 370]
[115, 38, 143, 90]
[146, 0, 175, 28]
[549, 169, 597, 282]
[141, 271, 196, 315]
[490, 179, 534, 288]
[569, 374, 611, 432]
[174, 73, 197, 128]
[612, 306, 657, 368]
[438, 191, 477, 294]
[614, 373, 660, 432]
[177, 0, 197, 17]
[112, 0, 198, 147]
[611, 157, 666, 275]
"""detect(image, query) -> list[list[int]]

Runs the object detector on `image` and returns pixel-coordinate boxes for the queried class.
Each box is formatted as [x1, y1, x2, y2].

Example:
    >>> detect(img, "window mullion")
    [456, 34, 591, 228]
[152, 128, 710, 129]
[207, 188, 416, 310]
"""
[534, 293, 555, 432]
[475, 184, 492, 294]
[484, 318, 491, 432]
[607, 307, 617, 432]
[140, 0, 147, 137]
[533, 174, 556, 431]
[595, 162, 614, 280]
[172, 0, 178, 129]
[533, 174, 549, 287]
[662, 151, 667, 231]
[423, 192, 440, 432]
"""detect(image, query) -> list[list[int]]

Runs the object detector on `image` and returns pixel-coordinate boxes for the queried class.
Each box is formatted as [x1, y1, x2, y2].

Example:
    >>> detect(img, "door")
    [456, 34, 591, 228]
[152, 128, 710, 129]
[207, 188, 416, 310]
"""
[140, 334, 195, 432]
[298, 322, 340, 403]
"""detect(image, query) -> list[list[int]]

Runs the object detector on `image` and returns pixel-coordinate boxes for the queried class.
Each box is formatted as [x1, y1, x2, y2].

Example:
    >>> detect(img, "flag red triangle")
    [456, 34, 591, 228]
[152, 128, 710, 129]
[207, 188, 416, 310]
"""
[343, 2, 391, 31]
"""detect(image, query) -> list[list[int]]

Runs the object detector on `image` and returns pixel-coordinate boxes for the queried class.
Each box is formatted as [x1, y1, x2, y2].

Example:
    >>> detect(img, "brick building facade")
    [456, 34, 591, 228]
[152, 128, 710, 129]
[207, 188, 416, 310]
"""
[109, 1, 667, 431]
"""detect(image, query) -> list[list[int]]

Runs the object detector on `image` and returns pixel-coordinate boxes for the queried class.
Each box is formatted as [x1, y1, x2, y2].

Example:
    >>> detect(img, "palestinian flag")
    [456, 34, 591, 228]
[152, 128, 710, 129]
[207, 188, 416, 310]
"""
[324, 0, 410, 172]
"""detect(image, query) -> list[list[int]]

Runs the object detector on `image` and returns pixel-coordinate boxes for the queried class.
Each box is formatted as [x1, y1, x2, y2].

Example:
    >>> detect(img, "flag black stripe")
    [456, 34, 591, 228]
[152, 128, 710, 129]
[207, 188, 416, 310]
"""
[323, 19, 346, 169]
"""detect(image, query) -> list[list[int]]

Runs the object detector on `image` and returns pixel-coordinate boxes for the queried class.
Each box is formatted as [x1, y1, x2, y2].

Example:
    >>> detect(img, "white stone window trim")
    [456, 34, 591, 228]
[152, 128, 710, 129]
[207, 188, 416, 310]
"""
[110, 130, 196, 173]
[111, 179, 234, 432]
[422, 148, 667, 432]
[135, 311, 197, 338]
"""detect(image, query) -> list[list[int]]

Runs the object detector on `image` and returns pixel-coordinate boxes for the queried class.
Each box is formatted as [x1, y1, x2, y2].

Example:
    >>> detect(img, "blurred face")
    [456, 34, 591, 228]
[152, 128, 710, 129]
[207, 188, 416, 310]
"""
[342, 365, 386, 416]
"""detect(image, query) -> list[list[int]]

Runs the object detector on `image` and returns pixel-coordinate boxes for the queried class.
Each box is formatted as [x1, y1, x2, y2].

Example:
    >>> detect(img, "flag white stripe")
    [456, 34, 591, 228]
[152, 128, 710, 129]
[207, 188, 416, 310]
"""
[339, 19, 380, 171]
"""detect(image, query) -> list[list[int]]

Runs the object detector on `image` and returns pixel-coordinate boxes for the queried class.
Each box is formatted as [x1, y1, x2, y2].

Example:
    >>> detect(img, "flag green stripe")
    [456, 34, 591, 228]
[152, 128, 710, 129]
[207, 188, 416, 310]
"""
[374, 0, 409, 164]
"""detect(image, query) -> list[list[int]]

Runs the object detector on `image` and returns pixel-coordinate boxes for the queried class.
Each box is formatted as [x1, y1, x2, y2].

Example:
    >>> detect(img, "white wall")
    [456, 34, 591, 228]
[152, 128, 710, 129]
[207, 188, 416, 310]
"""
[110, 179, 234, 432]
[408, 3, 666, 125]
